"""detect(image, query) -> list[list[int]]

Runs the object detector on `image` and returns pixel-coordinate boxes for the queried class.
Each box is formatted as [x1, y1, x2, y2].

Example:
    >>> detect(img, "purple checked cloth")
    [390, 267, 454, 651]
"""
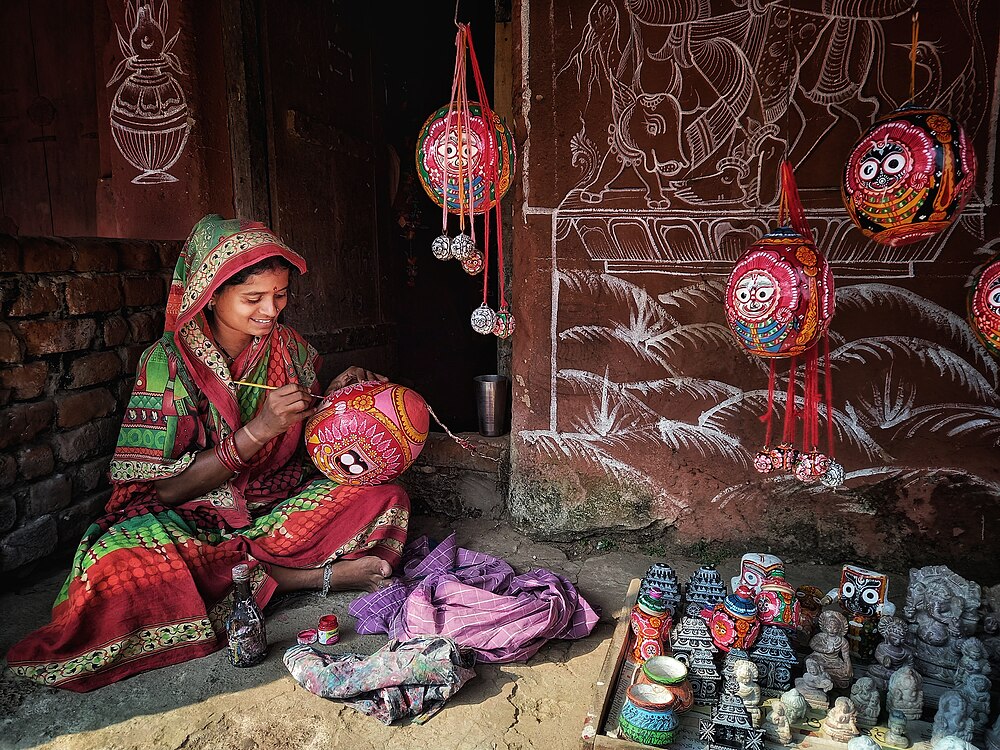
[348, 533, 600, 663]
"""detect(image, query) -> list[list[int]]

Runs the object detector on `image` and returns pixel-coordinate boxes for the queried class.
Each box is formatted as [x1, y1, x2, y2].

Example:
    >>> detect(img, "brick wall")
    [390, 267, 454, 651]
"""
[0, 235, 179, 577]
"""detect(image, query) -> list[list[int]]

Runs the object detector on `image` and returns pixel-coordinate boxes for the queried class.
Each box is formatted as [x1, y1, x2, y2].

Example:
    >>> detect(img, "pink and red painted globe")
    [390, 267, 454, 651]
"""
[304, 381, 429, 486]
[842, 107, 977, 247]
[970, 257, 1000, 358]
[725, 227, 835, 358]
[416, 101, 516, 214]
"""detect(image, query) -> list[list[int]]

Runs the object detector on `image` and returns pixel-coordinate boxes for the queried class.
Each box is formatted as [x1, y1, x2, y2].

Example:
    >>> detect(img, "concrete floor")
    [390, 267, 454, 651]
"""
[0, 512, 854, 750]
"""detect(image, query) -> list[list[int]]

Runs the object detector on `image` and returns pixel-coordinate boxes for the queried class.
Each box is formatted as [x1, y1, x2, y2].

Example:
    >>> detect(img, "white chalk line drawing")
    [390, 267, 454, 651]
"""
[528, 271, 1000, 494]
[108, 0, 192, 184]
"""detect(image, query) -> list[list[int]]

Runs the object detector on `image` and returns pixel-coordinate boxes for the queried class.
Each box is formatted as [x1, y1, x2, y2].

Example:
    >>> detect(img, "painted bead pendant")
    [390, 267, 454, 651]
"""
[471, 304, 497, 335]
[450, 233, 476, 260]
[493, 308, 516, 339]
[431, 234, 452, 260]
[753, 449, 774, 474]
[462, 251, 484, 275]
[820, 459, 846, 488]
[793, 450, 830, 483]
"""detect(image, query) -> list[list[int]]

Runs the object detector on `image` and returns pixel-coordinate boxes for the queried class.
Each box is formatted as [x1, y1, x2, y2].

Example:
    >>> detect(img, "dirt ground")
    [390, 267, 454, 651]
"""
[1, 513, 851, 750]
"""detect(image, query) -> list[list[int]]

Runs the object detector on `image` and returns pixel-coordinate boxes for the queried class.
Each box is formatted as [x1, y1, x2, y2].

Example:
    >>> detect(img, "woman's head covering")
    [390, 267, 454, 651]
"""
[166, 214, 307, 334]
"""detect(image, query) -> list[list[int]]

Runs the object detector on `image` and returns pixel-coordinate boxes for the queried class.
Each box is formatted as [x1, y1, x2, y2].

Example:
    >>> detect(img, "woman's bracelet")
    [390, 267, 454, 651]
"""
[214, 432, 249, 474]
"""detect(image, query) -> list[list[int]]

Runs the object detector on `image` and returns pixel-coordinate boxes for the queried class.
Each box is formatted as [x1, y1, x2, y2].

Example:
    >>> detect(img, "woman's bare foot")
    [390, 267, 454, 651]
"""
[326, 556, 393, 593]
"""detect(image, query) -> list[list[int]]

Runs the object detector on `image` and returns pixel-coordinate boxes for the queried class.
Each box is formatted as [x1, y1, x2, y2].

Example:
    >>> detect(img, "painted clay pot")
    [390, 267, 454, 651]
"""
[636, 655, 695, 714]
[304, 381, 429, 486]
[702, 585, 762, 652]
[619, 683, 678, 747]
[631, 589, 672, 663]
[757, 573, 801, 630]
[842, 106, 977, 247]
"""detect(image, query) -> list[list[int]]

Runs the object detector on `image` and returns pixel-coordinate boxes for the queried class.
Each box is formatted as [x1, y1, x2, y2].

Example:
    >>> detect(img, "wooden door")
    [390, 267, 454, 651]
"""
[257, 1, 395, 381]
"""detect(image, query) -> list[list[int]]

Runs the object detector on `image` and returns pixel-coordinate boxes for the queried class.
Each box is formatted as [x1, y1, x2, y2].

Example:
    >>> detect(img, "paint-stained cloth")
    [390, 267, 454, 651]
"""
[348, 534, 600, 663]
[6, 215, 409, 692]
[284, 636, 475, 725]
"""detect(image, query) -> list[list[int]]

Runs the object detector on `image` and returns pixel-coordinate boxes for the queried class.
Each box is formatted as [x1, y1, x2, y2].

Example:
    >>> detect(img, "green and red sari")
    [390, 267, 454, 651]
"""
[6, 216, 409, 691]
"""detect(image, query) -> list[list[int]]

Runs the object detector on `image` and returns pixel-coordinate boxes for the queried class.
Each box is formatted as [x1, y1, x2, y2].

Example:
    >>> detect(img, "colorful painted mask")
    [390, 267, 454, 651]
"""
[305, 381, 429, 486]
[731, 553, 785, 596]
[416, 102, 516, 214]
[842, 107, 977, 247]
[757, 573, 801, 630]
[833, 564, 891, 619]
[725, 227, 835, 358]
[969, 257, 1000, 357]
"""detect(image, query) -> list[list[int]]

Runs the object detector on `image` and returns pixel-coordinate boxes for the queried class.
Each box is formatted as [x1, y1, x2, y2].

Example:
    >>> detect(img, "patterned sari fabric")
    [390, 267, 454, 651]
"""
[6, 215, 410, 692]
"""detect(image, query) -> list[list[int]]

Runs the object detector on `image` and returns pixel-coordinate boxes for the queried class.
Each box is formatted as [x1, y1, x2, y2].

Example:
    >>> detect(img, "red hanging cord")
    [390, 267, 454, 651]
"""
[823, 331, 835, 457]
[759, 361, 777, 447]
[442, 28, 465, 236]
[803, 346, 820, 450]
[780, 160, 810, 241]
[782, 356, 798, 446]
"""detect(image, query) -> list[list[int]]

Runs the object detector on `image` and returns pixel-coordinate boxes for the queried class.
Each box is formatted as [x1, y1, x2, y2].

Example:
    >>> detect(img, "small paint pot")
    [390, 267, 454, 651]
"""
[297, 628, 318, 645]
[318, 614, 339, 645]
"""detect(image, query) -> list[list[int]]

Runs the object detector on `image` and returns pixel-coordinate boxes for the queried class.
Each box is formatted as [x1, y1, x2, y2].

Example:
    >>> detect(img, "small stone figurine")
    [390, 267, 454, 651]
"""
[869, 616, 914, 692]
[850, 676, 881, 730]
[848, 738, 882, 750]
[953, 636, 991, 686]
[780, 688, 810, 725]
[958, 672, 991, 731]
[808, 610, 853, 689]
[823, 696, 860, 743]
[885, 709, 912, 749]
[886, 665, 923, 721]
[931, 690, 974, 744]
[824, 564, 897, 660]
[733, 659, 763, 728]
[764, 701, 793, 746]
[934, 738, 978, 750]
[794, 655, 833, 710]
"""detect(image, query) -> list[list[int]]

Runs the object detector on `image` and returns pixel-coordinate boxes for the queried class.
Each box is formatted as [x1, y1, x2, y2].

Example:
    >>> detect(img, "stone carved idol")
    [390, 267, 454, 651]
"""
[886, 709, 912, 749]
[808, 609, 853, 689]
[764, 701, 794, 746]
[869, 615, 914, 691]
[733, 659, 763, 728]
[794, 655, 833, 710]
[823, 696, 861, 743]
[953, 637, 991, 686]
[987, 712, 1000, 750]
[779, 688, 809, 726]
[934, 739, 978, 750]
[958, 672, 991, 731]
[850, 676, 881, 730]
[903, 566, 981, 682]
[887, 665, 923, 721]
[848, 737, 882, 750]
[931, 690, 975, 745]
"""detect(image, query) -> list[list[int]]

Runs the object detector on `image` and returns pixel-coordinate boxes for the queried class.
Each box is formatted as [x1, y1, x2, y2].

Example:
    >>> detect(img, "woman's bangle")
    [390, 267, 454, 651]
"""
[214, 432, 249, 474]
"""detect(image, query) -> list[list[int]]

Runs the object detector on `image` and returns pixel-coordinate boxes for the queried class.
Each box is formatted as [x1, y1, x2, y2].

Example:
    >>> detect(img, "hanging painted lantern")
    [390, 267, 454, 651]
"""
[725, 227, 835, 358]
[842, 107, 977, 247]
[431, 234, 452, 260]
[471, 304, 497, 335]
[793, 449, 831, 484]
[969, 256, 1000, 357]
[493, 309, 516, 339]
[416, 101, 516, 214]
[462, 251, 484, 275]
[304, 381, 429, 486]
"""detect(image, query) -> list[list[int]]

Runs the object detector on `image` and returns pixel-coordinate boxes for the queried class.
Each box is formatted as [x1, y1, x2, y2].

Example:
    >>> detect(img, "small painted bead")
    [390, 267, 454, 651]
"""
[431, 234, 452, 260]
[471, 304, 498, 335]
[450, 233, 476, 260]
[493, 309, 516, 339]
[462, 251, 484, 275]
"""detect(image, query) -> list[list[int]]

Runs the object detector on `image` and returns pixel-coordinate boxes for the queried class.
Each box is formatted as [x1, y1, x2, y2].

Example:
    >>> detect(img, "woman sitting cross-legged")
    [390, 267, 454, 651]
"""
[7, 215, 410, 691]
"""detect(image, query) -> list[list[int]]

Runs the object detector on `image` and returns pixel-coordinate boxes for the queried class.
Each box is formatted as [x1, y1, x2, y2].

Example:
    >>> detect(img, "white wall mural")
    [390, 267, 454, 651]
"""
[108, 0, 192, 185]
[553, 0, 994, 278]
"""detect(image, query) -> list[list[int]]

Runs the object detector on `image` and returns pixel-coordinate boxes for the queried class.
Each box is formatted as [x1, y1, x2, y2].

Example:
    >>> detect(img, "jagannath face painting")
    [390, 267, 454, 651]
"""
[846, 120, 935, 199]
[855, 141, 912, 193]
[838, 564, 889, 618]
[733, 271, 780, 321]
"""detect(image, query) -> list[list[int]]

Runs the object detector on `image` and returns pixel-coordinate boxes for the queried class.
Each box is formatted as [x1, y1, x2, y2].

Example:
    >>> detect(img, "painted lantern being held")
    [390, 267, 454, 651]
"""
[304, 381, 429, 486]
[725, 227, 835, 358]
[842, 107, 977, 247]
[969, 257, 1000, 357]
[416, 101, 516, 214]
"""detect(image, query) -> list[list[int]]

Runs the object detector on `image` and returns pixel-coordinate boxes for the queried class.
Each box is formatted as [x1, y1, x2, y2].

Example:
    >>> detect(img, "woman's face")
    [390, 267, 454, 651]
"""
[211, 268, 290, 340]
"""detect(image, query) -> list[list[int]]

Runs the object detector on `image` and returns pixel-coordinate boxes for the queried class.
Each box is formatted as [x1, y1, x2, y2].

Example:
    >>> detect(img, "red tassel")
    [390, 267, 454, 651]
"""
[759, 360, 777, 446]
[803, 345, 820, 450]
[823, 331, 835, 457]
[780, 161, 811, 241]
[782, 356, 798, 445]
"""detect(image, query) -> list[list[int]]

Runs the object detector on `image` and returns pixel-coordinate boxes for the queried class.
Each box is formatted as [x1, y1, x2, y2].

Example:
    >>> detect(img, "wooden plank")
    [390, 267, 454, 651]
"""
[0, 0, 51, 235]
[221, 0, 271, 224]
[582, 578, 640, 748]
[30, 0, 99, 236]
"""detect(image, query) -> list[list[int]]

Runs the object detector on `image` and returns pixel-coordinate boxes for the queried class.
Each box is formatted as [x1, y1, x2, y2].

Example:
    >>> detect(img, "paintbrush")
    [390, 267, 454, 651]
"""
[232, 380, 325, 399]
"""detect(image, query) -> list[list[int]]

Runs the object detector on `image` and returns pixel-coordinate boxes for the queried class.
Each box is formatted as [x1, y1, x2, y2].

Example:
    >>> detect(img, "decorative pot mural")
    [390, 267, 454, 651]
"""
[108, 0, 192, 184]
